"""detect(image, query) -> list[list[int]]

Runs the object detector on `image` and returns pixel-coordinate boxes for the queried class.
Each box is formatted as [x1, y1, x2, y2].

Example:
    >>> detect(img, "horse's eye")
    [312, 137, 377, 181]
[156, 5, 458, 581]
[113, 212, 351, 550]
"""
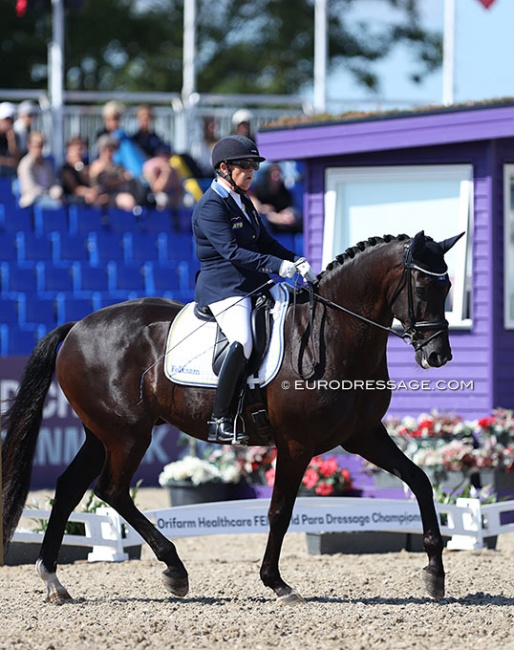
[415, 287, 428, 300]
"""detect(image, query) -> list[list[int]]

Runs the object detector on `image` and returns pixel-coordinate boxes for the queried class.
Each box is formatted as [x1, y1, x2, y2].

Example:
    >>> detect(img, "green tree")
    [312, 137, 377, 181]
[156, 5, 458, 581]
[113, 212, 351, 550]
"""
[0, 0, 441, 95]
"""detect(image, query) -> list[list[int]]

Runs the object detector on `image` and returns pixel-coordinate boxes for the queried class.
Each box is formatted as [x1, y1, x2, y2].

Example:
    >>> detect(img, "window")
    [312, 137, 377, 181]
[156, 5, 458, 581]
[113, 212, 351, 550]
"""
[323, 165, 472, 327]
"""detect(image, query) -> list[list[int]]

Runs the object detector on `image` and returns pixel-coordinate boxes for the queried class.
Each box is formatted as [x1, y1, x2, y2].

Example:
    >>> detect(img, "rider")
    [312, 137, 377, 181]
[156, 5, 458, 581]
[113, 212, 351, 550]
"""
[192, 135, 316, 444]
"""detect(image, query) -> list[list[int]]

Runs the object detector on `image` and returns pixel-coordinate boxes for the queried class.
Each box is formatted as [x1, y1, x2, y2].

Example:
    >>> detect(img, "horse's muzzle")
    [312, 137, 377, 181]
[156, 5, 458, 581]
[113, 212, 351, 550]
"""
[416, 346, 453, 369]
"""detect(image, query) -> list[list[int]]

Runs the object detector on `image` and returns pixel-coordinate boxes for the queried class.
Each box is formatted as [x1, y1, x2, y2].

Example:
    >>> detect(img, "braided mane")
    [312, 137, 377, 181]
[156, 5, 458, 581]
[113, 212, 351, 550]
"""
[319, 233, 411, 279]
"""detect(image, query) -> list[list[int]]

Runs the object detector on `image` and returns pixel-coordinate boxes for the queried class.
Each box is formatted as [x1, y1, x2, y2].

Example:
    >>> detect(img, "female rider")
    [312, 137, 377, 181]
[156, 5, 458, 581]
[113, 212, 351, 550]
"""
[192, 135, 316, 444]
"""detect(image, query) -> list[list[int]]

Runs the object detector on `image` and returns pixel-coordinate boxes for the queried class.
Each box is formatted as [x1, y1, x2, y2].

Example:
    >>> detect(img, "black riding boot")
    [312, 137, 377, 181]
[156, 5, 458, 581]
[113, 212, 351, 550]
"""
[208, 341, 249, 444]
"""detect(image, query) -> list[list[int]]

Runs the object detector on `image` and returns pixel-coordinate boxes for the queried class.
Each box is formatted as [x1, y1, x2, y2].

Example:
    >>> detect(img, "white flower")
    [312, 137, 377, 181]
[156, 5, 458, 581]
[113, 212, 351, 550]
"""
[158, 454, 241, 486]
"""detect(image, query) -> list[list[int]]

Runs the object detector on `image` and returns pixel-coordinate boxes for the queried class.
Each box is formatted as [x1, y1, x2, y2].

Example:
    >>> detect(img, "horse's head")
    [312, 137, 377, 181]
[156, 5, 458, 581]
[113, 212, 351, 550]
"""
[391, 230, 464, 369]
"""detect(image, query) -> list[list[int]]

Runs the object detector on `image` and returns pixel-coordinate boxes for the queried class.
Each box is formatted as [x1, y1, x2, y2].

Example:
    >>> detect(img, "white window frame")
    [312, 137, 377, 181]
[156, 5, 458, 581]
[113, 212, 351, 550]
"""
[504, 165, 514, 329]
[323, 165, 472, 327]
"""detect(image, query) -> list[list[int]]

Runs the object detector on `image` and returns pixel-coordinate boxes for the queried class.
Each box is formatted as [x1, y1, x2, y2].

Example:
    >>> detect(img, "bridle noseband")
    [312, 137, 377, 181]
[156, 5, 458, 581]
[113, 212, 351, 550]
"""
[310, 243, 449, 352]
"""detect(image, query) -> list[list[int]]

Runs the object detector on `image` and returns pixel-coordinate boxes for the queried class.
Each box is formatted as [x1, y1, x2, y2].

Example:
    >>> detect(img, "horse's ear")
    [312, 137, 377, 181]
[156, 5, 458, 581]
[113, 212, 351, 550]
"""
[410, 230, 426, 257]
[439, 232, 465, 254]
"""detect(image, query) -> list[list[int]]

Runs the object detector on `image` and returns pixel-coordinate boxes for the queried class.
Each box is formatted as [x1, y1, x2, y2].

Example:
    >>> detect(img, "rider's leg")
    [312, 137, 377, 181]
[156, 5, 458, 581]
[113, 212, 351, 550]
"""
[207, 296, 252, 443]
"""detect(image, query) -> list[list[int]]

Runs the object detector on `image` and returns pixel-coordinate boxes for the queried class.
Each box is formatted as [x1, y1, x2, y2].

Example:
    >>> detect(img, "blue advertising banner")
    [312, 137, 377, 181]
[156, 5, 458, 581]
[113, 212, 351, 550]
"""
[1, 356, 182, 488]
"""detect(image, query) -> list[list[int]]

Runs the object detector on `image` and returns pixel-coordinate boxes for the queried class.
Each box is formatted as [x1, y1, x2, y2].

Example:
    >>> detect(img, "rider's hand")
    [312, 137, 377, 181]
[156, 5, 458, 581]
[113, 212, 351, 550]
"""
[279, 260, 297, 279]
[295, 258, 317, 283]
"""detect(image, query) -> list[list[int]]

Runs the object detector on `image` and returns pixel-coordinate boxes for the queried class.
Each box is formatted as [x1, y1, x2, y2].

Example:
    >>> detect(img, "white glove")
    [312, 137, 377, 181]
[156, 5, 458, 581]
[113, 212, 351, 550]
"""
[295, 257, 317, 282]
[279, 260, 297, 279]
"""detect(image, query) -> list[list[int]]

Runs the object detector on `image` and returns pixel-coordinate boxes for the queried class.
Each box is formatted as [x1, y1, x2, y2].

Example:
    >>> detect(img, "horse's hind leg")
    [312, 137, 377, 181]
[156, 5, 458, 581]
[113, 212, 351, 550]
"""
[37, 430, 105, 604]
[94, 430, 189, 598]
[348, 423, 445, 599]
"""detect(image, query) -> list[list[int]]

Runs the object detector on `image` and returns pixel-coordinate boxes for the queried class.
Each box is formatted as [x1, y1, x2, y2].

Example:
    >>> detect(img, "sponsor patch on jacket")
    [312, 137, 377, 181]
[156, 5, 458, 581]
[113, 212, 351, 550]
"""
[230, 216, 244, 229]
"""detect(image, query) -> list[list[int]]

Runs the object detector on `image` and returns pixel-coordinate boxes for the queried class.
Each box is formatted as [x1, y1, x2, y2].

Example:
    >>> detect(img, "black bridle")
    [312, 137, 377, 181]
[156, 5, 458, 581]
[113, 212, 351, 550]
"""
[309, 244, 449, 352]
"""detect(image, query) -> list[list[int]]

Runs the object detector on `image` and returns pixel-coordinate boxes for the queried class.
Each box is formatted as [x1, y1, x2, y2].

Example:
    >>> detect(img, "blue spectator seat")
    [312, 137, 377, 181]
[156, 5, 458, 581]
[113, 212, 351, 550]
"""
[0, 263, 38, 297]
[55, 295, 94, 324]
[0, 297, 20, 325]
[16, 232, 53, 265]
[146, 261, 191, 296]
[109, 261, 151, 297]
[34, 204, 68, 236]
[3, 206, 33, 233]
[293, 233, 304, 256]
[88, 231, 126, 264]
[0, 323, 7, 355]
[19, 295, 58, 329]
[124, 231, 160, 264]
[6, 324, 46, 356]
[273, 232, 295, 252]
[68, 204, 105, 236]
[0, 177, 15, 203]
[50, 232, 90, 265]
[106, 207, 145, 234]
[72, 261, 113, 295]
[144, 210, 175, 235]
[36, 262, 75, 295]
[0, 232, 18, 262]
[158, 232, 194, 263]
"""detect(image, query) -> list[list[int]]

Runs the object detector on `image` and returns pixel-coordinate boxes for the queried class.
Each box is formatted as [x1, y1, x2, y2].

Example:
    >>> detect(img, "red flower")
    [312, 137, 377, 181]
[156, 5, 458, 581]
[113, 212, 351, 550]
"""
[315, 482, 334, 496]
[478, 417, 496, 429]
[318, 457, 339, 478]
[265, 468, 275, 487]
[302, 468, 319, 489]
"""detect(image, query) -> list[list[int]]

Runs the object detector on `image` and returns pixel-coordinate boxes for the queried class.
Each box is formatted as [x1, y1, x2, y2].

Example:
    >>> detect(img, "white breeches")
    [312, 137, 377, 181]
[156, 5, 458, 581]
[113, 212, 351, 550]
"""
[208, 296, 253, 360]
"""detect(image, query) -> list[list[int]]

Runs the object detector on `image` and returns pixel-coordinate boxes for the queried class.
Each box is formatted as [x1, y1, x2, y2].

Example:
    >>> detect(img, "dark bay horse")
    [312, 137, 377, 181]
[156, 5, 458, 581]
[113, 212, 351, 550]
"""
[2, 231, 462, 604]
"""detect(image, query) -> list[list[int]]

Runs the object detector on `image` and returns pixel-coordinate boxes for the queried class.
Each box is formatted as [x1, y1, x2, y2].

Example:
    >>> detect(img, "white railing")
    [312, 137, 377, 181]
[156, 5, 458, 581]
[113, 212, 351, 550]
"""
[11, 497, 514, 563]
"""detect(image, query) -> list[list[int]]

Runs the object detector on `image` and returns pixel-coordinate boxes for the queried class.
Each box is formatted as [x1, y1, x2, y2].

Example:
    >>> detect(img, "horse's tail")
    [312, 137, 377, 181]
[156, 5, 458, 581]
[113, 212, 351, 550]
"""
[2, 322, 76, 551]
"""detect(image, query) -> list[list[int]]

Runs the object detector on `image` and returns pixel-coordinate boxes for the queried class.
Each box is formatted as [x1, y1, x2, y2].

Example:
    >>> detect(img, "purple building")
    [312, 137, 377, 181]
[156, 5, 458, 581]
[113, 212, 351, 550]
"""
[258, 100, 514, 419]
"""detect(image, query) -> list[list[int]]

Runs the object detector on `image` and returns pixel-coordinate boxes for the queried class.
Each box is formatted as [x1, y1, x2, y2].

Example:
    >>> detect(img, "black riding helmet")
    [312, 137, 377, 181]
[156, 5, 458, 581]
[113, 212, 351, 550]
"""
[211, 135, 266, 171]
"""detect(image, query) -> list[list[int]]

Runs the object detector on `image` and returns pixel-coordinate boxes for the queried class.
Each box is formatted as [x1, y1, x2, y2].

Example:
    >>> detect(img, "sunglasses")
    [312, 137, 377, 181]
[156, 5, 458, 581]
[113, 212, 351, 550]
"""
[229, 159, 260, 171]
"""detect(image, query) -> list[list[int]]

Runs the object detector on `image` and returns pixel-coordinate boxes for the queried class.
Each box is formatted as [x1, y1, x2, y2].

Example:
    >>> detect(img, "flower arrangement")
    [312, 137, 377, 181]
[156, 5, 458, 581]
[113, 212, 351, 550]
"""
[232, 446, 277, 486]
[382, 408, 514, 475]
[300, 455, 353, 496]
[159, 447, 242, 487]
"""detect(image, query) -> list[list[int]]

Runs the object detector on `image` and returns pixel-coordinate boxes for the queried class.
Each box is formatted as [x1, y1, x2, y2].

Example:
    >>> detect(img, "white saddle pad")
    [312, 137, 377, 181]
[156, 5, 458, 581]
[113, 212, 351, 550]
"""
[164, 283, 290, 388]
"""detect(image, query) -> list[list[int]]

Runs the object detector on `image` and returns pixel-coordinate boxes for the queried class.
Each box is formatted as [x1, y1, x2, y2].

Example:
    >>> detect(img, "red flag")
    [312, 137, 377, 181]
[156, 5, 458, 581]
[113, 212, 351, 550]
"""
[476, 0, 496, 8]
[15, 0, 27, 16]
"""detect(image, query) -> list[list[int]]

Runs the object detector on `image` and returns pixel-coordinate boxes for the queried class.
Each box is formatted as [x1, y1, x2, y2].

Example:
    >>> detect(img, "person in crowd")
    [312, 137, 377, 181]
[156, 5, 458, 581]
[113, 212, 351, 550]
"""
[251, 163, 303, 234]
[89, 134, 141, 211]
[131, 103, 169, 158]
[142, 144, 184, 210]
[0, 102, 21, 177]
[190, 115, 219, 178]
[96, 100, 126, 140]
[192, 135, 316, 443]
[231, 109, 255, 141]
[14, 100, 39, 155]
[60, 136, 109, 206]
[17, 131, 63, 208]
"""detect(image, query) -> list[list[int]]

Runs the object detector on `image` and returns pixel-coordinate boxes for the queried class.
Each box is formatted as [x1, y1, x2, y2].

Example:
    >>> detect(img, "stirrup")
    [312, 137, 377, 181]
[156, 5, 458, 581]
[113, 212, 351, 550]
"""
[207, 417, 249, 445]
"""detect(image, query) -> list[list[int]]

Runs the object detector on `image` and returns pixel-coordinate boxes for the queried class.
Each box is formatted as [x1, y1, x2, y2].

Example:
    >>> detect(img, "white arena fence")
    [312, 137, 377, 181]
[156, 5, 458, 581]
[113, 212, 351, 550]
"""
[11, 497, 514, 562]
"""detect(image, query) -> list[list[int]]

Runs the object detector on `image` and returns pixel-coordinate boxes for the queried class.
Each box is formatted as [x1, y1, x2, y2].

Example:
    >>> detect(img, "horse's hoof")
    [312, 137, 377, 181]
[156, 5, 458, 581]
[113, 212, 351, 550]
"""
[162, 569, 189, 597]
[422, 567, 445, 599]
[277, 590, 305, 605]
[45, 588, 73, 605]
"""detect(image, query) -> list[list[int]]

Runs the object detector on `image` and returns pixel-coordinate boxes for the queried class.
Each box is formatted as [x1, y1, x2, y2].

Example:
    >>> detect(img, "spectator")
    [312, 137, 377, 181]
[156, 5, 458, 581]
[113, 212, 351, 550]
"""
[131, 103, 168, 158]
[232, 108, 255, 141]
[89, 134, 141, 212]
[142, 144, 184, 210]
[61, 136, 108, 207]
[0, 102, 21, 177]
[17, 131, 63, 208]
[190, 115, 219, 178]
[14, 100, 39, 155]
[96, 100, 126, 140]
[251, 163, 302, 234]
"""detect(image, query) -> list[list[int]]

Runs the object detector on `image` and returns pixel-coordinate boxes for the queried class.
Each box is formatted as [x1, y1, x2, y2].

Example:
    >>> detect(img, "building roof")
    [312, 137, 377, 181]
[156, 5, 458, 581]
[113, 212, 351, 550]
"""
[257, 98, 514, 161]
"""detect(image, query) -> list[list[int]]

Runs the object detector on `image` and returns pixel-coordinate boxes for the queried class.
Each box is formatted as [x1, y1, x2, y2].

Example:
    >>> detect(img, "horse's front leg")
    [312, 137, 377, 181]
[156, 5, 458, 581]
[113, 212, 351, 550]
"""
[350, 423, 445, 599]
[260, 448, 311, 604]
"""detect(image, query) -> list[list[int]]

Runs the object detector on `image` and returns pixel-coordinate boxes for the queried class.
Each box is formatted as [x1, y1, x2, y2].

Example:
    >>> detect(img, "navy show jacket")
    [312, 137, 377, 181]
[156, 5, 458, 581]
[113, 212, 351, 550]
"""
[192, 179, 298, 307]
